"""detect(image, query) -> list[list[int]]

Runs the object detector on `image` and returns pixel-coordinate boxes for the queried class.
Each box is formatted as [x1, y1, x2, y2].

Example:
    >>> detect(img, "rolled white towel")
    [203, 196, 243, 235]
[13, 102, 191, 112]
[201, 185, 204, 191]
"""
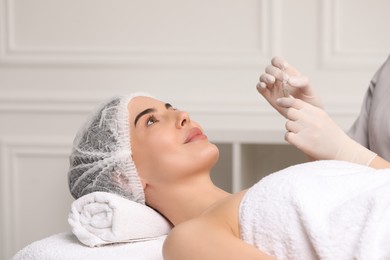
[68, 192, 172, 247]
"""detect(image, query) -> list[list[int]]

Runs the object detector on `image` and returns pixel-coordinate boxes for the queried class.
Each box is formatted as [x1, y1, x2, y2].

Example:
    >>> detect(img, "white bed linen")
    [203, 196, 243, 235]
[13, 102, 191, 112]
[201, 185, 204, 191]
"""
[12, 232, 166, 260]
[240, 160, 390, 259]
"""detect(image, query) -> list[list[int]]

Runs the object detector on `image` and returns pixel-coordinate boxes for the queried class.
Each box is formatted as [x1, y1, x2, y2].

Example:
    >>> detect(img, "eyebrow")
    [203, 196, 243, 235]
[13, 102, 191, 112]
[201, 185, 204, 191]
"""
[134, 103, 173, 127]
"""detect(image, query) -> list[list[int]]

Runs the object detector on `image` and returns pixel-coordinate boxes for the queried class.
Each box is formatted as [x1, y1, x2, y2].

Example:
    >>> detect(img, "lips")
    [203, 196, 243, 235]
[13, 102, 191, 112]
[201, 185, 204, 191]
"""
[184, 127, 207, 143]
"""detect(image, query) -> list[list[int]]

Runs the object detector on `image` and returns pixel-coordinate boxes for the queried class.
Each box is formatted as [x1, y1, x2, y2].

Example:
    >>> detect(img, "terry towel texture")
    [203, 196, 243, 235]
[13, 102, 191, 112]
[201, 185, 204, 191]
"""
[68, 192, 172, 247]
[12, 232, 165, 260]
[239, 160, 390, 260]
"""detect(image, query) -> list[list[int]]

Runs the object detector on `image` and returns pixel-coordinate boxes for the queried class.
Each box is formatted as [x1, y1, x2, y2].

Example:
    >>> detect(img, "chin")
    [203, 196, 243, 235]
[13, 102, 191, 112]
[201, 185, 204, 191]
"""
[164, 143, 220, 176]
[202, 142, 220, 168]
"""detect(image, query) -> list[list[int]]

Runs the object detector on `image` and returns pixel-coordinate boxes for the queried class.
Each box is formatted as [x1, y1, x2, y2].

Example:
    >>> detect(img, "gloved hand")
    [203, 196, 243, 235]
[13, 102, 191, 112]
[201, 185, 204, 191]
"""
[277, 97, 377, 165]
[257, 57, 323, 117]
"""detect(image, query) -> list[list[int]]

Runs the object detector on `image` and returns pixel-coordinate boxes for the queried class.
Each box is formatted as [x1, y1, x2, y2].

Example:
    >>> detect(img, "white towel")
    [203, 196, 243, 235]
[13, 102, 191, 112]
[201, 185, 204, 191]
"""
[68, 192, 172, 247]
[12, 232, 165, 260]
[239, 160, 390, 260]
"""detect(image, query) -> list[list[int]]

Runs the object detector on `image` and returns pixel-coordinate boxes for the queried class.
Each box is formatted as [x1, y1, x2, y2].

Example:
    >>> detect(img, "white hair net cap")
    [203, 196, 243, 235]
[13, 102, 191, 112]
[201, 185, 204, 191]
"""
[68, 92, 151, 204]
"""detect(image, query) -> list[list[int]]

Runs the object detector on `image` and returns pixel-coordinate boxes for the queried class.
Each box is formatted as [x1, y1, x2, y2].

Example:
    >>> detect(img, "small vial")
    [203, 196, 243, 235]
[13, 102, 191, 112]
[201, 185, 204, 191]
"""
[281, 72, 290, 97]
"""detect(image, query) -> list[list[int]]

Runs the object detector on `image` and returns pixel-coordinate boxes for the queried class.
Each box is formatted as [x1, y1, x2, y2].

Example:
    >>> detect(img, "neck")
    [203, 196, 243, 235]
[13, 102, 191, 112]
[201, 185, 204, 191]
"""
[145, 175, 230, 226]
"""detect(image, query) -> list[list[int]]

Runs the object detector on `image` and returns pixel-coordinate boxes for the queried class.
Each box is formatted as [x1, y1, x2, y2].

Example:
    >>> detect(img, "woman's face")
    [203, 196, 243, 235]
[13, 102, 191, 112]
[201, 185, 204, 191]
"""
[128, 96, 219, 186]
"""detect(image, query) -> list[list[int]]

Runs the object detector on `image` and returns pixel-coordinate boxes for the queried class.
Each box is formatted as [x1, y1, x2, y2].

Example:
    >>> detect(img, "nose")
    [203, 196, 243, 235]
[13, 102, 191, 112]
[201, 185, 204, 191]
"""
[175, 110, 190, 128]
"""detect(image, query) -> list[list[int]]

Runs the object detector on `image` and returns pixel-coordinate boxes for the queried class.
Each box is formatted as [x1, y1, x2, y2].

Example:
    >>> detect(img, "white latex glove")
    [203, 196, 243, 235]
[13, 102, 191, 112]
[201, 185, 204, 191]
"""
[257, 57, 323, 116]
[277, 97, 377, 165]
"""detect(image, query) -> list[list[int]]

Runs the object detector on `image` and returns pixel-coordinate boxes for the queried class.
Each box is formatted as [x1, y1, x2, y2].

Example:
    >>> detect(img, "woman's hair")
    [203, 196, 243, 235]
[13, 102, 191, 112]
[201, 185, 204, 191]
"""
[68, 93, 151, 204]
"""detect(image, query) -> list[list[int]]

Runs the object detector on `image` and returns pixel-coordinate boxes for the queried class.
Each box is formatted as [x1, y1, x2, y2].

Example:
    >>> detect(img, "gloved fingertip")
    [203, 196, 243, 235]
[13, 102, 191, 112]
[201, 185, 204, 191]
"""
[277, 97, 286, 103]
[281, 61, 289, 71]
[265, 74, 275, 84]
[288, 76, 308, 87]
[277, 97, 296, 107]
[287, 77, 298, 86]
[256, 82, 266, 93]
[284, 131, 291, 142]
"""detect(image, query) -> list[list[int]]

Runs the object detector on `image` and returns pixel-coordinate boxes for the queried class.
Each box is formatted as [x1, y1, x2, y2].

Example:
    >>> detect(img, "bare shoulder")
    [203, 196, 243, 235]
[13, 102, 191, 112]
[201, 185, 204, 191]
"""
[162, 217, 212, 258]
[163, 191, 275, 260]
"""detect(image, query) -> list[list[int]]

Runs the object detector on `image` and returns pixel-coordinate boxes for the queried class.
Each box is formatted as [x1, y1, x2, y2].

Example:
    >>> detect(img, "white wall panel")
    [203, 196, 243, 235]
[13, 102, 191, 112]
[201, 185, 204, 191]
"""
[0, 136, 73, 259]
[321, 0, 390, 68]
[1, 0, 279, 67]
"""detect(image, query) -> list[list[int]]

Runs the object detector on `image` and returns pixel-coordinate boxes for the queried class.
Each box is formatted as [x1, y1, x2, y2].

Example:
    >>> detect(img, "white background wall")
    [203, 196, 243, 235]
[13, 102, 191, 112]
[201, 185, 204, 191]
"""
[1, 0, 389, 258]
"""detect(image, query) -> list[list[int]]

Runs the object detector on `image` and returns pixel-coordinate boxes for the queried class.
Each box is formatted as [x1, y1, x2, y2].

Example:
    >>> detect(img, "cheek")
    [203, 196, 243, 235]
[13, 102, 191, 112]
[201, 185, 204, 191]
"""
[132, 132, 178, 176]
[133, 131, 219, 181]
